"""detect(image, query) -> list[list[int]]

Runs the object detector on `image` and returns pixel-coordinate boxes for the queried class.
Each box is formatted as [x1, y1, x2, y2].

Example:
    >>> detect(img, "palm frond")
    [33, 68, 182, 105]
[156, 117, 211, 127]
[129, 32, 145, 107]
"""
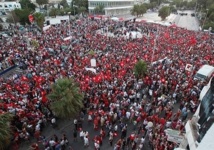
[48, 78, 84, 118]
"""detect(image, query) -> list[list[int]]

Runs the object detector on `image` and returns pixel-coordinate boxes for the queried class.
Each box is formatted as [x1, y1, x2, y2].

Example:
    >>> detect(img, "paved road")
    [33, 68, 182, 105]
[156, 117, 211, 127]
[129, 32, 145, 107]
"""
[18, 101, 154, 150]
[175, 10, 200, 31]
[139, 10, 200, 31]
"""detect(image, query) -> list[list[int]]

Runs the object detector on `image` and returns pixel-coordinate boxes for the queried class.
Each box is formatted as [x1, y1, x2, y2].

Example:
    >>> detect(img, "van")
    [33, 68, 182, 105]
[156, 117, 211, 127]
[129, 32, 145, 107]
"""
[194, 65, 214, 81]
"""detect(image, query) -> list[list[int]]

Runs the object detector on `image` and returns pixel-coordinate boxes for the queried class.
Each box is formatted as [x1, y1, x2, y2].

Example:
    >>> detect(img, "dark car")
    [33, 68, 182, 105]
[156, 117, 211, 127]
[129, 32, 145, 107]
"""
[179, 13, 188, 16]
[191, 13, 195, 17]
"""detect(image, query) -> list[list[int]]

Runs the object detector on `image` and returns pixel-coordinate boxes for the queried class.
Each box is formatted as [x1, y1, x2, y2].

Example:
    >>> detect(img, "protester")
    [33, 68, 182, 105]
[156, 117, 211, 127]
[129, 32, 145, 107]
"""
[0, 16, 213, 150]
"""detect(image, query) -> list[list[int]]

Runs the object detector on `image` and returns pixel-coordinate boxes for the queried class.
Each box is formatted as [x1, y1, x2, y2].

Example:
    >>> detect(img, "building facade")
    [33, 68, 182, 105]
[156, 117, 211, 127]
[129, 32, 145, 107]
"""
[88, 0, 135, 16]
[0, 2, 21, 11]
[185, 77, 214, 150]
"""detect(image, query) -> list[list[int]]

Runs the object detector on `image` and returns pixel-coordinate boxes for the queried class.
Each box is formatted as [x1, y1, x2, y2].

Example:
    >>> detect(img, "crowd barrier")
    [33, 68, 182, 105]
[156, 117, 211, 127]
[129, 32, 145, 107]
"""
[0, 65, 17, 76]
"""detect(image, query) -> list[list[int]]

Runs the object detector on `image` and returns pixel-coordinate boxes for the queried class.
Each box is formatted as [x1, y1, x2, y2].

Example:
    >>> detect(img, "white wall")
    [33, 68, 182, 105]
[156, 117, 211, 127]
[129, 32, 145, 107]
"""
[0, 2, 21, 11]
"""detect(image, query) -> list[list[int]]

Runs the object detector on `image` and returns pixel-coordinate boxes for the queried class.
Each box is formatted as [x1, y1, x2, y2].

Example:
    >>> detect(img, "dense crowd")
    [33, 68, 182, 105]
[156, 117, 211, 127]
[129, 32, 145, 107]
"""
[0, 16, 214, 150]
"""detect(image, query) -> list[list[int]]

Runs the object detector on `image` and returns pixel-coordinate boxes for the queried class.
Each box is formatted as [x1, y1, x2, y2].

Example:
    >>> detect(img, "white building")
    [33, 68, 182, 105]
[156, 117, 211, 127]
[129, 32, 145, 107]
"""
[0, 2, 21, 11]
[135, 0, 150, 4]
[185, 77, 214, 150]
[88, 0, 135, 16]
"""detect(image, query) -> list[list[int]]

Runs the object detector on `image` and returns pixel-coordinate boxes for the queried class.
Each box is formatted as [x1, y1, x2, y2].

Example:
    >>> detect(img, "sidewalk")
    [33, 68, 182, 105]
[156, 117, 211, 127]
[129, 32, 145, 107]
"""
[137, 12, 179, 24]
[165, 14, 178, 23]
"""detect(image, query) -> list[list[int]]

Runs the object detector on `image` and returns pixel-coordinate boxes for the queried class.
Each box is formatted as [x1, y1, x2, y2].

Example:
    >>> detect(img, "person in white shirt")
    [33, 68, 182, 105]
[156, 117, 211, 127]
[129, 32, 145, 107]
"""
[49, 138, 56, 149]
[94, 141, 100, 150]
[35, 124, 40, 131]
[84, 136, 89, 147]
[126, 111, 131, 120]
[140, 136, 145, 144]
[80, 130, 84, 141]
[51, 117, 56, 128]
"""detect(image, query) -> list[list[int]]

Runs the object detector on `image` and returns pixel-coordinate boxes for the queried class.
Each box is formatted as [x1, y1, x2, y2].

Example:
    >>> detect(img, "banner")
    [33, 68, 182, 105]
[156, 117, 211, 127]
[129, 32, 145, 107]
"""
[185, 64, 193, 72]
[63, 36, 72, 41]
[90, 59, 96, 67]
[164, 129, 184, 144]
[28, 14, 34, 23]
[85, 67, 96, 74]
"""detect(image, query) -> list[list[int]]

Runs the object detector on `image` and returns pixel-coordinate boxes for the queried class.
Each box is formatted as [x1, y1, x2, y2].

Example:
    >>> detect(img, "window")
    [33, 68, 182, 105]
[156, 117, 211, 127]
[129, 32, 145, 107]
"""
[0, 5, 2, 7]
[9, 5, 12, 7]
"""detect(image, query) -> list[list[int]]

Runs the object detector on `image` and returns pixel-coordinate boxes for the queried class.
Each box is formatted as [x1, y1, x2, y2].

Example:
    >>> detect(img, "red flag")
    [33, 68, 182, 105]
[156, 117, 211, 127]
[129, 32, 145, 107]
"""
[28, 14, 34, 23]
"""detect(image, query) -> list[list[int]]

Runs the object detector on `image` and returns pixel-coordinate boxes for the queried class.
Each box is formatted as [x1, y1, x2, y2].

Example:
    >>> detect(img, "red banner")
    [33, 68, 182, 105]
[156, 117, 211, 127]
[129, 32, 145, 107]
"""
[28, 14, 34, 23]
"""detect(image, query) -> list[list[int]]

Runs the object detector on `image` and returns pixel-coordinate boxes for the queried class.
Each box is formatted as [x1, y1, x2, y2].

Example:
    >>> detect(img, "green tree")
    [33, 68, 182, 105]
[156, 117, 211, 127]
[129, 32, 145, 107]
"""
[150, 0, 163, 6]
[0, 24, 3, 31]
[169, 5, 177, 13]
[186, 0, 197, 9]
[33, 12, 45, 30]
[14, 8, 31, 25]
[134, 60, 147, 80]
[6, 11, 20, 24]
[139, 4, 147, 16]
[78, 6, 87, 14]
[31, 39, 39, 48]
[94, 5, 105, 14]
[73, 0, 88, 12]
[36, 0, 49, 6]
[158, 6, 170, 20]
[49, 8, 59, 16]
[0, 113, 13, 150]
[131, 5, 141, 17]
[131, 4, 147, 17]
[19, 0, 36, 10]
[48, 78, 84, 118]
[60, 0, 69, 8]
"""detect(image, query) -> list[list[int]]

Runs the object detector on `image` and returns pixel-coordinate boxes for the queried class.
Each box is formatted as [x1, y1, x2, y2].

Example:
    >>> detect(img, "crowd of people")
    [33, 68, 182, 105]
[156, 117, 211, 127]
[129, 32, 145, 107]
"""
[0, 16, 213, 150]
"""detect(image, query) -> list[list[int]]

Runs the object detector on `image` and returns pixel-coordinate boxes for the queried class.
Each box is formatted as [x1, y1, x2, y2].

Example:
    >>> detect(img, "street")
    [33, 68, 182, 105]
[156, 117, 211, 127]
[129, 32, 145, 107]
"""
[139, 10, 200, 31]
[175, 10, 200, 31]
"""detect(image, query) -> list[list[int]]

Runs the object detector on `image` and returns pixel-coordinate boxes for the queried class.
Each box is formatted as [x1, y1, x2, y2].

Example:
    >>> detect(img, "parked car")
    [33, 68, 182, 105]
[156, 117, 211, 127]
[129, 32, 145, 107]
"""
[191, 13, 195, 17]
[179, 13, 188, 16]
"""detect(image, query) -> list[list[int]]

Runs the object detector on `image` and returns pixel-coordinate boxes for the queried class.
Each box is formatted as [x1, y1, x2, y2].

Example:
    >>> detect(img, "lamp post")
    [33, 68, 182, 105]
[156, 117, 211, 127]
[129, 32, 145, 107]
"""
[202, 9, 209, 30]
[68, 12, 71, 37]
[73, 5, 78, 15]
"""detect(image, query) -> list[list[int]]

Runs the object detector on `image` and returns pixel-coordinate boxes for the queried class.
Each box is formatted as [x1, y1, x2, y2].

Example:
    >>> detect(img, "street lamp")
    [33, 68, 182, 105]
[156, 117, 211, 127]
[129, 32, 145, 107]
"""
[73, 5, 78, 15]
[202, 9, 209, 30]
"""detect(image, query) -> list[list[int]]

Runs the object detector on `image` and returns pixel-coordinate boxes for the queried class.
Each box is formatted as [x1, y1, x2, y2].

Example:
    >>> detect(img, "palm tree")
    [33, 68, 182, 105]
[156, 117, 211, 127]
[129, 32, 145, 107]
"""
[0, 113, 13, 150]
[33, 12, 45, 31]
[48, 78, 84, 118]
[133, 60, 147, 80]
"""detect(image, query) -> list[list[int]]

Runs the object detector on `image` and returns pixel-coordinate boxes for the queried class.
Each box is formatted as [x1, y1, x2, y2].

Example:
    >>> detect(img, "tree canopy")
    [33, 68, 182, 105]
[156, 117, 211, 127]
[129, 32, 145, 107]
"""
[0, 113, 13, 150]
[133, 60, 147, 79]
[13, 8, 31, 25]
[33, 12, 45, 30]
[94, 5, 105, 14]
[158, 6, 170, 20]
[0, 24, 3, 31]
[73, 0, 88, 12]
[19, 0, 36, 11]
[60, 0, 69, 8]
[36, 0, 49, 6]
[131, 4, 147, 17]
[48, 78, 84, 118]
